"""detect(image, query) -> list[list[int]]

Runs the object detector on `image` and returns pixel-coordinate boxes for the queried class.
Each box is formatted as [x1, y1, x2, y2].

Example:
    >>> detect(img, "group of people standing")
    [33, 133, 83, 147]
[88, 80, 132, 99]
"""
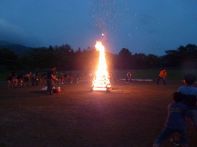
[45, 67, 81, 95]
[153, 74, 197, 147]
[7, 71, 43, 88]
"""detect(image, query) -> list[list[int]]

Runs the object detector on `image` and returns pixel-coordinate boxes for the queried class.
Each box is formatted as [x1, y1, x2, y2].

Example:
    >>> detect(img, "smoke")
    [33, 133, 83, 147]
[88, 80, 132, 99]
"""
[89, 0, 131, 52]
[90, 0, 130, 32]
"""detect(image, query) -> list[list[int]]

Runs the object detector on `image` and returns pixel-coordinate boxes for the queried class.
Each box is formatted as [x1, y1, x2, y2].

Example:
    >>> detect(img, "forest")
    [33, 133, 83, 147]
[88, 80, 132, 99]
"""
[1, 43, 197, 71]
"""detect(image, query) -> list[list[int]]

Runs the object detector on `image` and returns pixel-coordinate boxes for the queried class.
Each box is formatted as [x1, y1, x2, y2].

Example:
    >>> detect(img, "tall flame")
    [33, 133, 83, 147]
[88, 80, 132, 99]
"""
[92, 41, 111, 91]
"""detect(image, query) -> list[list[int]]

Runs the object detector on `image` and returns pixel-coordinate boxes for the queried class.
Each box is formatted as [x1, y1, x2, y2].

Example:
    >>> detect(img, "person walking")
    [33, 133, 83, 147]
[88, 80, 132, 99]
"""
[156, 68, 167, 85]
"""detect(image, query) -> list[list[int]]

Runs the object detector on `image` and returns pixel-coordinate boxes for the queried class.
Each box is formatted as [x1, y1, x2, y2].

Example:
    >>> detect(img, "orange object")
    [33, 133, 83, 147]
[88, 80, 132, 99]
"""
[159, 69, 167, 78]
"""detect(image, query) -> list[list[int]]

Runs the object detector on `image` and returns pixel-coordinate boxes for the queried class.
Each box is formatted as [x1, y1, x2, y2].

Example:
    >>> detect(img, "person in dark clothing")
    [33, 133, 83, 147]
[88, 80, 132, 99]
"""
[153, 92, 188, 147]
[47, 68, 57, 95]
[177, 74, 197, 127]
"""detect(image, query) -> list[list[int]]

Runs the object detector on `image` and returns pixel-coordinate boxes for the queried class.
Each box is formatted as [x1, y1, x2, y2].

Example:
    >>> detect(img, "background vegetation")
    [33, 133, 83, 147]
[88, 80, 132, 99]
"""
[0, 43, 197, 80]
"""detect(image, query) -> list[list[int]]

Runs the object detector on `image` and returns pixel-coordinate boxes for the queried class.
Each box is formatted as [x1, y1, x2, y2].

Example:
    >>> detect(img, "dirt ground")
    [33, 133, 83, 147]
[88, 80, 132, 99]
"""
[0, 81, 196, 147]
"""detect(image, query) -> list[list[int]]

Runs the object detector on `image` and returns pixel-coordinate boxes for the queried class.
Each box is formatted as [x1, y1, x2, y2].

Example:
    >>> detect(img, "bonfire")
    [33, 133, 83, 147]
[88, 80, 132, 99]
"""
[92, 41, 111, 91]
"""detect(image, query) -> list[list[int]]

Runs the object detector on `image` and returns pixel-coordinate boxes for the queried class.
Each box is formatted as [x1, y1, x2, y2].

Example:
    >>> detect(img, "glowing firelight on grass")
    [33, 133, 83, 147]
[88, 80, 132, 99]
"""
[92, 41, 111, 91]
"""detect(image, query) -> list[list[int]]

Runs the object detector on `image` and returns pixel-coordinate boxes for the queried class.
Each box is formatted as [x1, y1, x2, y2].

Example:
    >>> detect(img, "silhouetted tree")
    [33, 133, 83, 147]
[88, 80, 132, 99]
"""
[117, 48, 132, 69]
[0, 48, 18, 69]
[1, 43, 197, 71]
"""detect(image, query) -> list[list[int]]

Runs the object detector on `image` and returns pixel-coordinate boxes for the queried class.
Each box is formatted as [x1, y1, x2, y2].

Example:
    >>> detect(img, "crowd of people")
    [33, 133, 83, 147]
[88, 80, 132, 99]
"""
[6, 70, 81, 89]
[7, 71, 42, 88]
[7, 67, 169, 88]
[5, 68, 197, 146]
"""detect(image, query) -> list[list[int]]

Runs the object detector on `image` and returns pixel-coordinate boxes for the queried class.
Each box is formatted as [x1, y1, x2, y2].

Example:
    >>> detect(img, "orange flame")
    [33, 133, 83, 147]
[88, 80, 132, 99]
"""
[92, 41, 111, 91]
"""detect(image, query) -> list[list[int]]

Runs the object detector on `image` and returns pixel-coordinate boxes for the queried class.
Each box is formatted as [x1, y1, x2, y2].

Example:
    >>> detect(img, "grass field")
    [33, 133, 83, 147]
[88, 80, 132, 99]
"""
[0, 81, 196, 147]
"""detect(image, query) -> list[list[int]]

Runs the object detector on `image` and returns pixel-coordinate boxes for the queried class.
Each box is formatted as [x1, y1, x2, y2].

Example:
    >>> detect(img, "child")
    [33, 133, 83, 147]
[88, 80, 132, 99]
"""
[153, 92, 188, 147]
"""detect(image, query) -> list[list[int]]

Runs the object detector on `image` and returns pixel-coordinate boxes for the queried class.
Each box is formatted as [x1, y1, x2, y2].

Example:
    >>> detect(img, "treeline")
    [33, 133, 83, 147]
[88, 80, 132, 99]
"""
[1, 43, 197, 71]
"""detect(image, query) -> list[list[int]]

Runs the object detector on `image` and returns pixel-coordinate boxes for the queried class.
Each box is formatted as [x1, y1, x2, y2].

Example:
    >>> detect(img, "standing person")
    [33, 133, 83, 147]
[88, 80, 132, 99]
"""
[153, 92, 188, 147]
[126, 72, 132, 82]
[47, 67, 58, 95]
[7, 73, 13, 88]
[156, 68, 167, 85]
[177, 74, 197, 127]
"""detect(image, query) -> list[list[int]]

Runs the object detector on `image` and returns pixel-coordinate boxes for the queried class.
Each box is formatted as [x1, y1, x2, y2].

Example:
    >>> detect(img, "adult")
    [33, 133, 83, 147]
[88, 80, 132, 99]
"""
[177, 74, 197, 96]
[126, 72, 132, 82]
[156, 68, 167, 85]
[46, 67, 58, 95]
[177, 74, 197, 127]
[153, 92, 188, 147]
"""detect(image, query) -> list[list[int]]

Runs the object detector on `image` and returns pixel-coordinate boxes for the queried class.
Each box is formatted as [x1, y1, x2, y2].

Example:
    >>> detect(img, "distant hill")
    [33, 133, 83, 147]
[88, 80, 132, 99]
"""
[0, 40, 32, 55]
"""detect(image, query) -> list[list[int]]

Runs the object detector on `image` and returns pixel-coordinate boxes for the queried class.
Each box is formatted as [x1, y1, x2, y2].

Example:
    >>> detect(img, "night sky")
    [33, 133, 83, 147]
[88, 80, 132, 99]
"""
[0, 0, 197, 55]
